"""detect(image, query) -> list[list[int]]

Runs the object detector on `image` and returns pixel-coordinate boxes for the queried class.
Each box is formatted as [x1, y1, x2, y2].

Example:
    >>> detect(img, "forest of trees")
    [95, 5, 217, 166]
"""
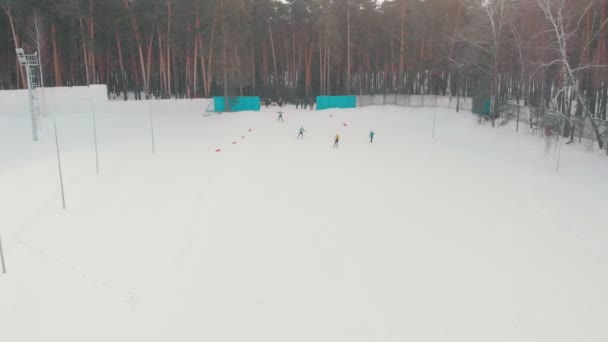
[1, 0, 608, 143]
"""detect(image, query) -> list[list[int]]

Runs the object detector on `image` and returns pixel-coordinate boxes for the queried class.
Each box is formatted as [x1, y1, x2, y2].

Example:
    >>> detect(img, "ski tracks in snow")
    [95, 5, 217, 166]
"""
[16, 239, 139, 311]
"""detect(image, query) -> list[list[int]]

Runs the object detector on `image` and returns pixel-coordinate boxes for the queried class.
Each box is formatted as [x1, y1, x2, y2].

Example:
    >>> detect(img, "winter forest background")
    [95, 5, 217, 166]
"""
[1, 0, 608, 148]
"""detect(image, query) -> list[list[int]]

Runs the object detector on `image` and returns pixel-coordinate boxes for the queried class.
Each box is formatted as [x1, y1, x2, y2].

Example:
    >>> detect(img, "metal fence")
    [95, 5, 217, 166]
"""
[499, 103, 608, 148]
[357, 93, 608, 150]
[358, 94, 473, 111]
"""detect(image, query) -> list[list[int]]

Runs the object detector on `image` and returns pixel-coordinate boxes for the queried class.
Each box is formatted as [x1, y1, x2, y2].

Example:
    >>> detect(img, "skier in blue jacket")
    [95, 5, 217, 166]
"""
[297, 127, 306, 139]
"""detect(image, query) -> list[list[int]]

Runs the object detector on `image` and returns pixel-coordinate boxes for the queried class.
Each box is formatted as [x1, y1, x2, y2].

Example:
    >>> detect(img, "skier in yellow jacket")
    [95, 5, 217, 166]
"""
[333, 134, 340, 148]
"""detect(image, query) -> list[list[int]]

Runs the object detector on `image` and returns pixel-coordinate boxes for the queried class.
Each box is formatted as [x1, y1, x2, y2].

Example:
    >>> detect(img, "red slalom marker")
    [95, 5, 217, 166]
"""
[343, 123, 348, 127]
[248, 128, 252, 132]
[215, 148, 222, 152]
[232, 141, 237, 144]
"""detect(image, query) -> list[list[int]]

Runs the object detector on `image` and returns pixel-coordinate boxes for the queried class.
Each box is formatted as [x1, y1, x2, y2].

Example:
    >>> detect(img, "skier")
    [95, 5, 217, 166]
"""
[369, 130, 375, 143]
[300, 99, 305, 109]
[297, 127, 306, 139]
[333, 134, 340, 148]
[278, 111, 284, 122]
[295, 100, 299, 109]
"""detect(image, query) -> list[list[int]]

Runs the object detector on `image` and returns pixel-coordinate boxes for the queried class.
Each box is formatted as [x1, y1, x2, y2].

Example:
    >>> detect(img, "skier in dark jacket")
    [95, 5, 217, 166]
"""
[297, 127, 306, 139]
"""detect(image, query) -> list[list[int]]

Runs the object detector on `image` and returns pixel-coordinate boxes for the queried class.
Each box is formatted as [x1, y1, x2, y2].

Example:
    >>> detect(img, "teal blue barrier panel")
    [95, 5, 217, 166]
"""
[316, 96, 357, 110]
[214, 96, 261, 112]
[483, 100, 492, 116]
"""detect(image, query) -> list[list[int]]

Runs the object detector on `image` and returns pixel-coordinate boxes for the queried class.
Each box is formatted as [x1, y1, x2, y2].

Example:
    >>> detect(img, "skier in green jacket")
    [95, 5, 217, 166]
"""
[369, 130, 375, 143]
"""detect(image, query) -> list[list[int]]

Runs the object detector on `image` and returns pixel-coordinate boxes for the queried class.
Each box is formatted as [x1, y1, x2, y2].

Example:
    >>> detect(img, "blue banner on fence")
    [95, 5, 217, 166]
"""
[213, 96, 261, 112]
[316, 96, 357, 110]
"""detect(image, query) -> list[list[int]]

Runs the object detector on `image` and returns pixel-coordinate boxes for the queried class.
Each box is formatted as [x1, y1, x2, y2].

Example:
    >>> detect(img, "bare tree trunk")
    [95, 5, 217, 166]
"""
[305, 37, 314, 98]
[319, 30, 324, 95]
[158, 27, 166, 97]
[31, 12, 47, 88]
[124, 0, 147, 96]
[88, 0, 96, 83]
[146, 30, 154, 98]
[268, 19, 278, 92]
[398, 0, 406, 93]
[292, 28, 296, 90]
[536, 0, 604, 148]
[492, 47, 499, 127]
[347, 4, 351, 94]
[220, 0, 229, 111]
[193, 1, 200, 97]
[52, 22, 62, 87]
[115, 28, 127, 100]
[449, 1, 462, 61]
[235, 48, 243, 96]
[198, 35, 208, 97]
[2, 4, 26, 88]
[252, 42, 256, 95]
[204, 16, 217, 97]
[76, 3, 90, 84]
[326, 32, 331, 95]
[166, 0, 172, 97]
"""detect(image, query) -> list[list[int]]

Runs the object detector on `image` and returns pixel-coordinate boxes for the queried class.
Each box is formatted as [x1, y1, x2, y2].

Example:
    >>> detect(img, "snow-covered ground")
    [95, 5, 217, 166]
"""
[1, 105, 607, 341]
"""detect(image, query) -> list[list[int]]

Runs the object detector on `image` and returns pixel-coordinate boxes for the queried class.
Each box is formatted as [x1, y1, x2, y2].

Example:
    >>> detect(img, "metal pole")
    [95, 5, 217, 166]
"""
[432, 95, 438, 138]
[91, 101, 99, 173]
[81, 98, 100, 173]
[0, 234, 6, 274]
[555, 135, 562, 172]
[52, 113, 66, 209]
[25, 66, 38, 142]
[149, 95, 155, 154]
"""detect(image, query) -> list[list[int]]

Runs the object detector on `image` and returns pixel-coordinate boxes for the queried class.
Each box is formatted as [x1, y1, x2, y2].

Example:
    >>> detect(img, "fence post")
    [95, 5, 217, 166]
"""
[556, 136, 562, 172]
[52, 113, 67, 209]
[432, 95, 438, 138]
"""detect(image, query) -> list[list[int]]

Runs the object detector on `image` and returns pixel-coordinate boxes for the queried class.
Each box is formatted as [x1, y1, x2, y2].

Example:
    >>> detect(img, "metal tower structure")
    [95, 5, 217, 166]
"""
[16, 48, 42, 141]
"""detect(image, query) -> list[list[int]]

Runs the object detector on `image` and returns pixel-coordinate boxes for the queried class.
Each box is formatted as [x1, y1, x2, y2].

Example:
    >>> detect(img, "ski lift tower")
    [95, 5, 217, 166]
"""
[16, 48, 41, 141]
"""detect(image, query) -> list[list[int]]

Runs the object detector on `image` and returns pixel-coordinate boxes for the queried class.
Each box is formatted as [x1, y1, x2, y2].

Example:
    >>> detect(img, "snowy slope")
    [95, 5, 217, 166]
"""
[0, 105, 607, 341]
